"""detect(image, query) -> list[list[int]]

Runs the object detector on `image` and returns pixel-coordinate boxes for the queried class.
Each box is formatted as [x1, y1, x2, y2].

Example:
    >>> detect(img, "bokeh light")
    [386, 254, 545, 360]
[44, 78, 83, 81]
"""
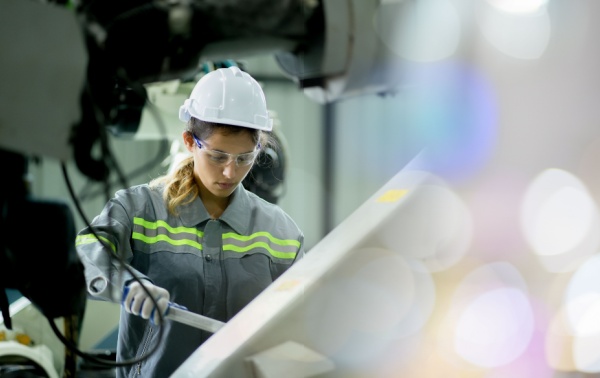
[565, 255, 600, 372]
[455, 288, 534, 368]
[373, 179, 473, 272]
[486, 0, 549, 14]
[530, 187, 594, 256]
[301, 248, 436, 371]
[573, 301, 600, 373]
[394, 259, 436, 338]
[520, 168, 600, 272]
[400, 62, 498, 183]
[483, 296, 554, 378]
[546, 307, 577, 372]
[477, 0, 551, 59]
[444, 263, 534, 368]
[332, 61, 498, 189]
[374, 0, 461, 62]
[565, 256, 600, 334]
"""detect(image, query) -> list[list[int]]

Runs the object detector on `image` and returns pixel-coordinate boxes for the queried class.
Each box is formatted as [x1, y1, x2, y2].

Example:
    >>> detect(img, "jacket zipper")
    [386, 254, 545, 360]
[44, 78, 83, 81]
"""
[220, 241, 229, 320]
[135, 327, 153, 376]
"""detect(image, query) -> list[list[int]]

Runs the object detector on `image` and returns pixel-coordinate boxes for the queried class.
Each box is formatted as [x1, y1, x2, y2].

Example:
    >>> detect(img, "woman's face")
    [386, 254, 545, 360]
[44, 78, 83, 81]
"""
[183, 128, 257, 201]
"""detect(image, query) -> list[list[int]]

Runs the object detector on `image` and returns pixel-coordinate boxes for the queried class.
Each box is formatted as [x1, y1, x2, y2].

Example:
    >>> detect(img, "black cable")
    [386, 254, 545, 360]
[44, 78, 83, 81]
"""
[46, 310, 163, 368]
[77, 134, 170, 203]
[43, 1, 180, 370]
[58, 162, 166, 368]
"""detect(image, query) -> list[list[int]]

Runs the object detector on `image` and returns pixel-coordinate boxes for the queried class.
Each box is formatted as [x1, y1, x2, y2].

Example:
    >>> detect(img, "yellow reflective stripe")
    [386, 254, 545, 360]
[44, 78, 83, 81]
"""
[133, 217, 203, 238]
[222, 232, 300, 248]
[223, 242, 297, 259]
[132, 217, 203, 251]
[75, 234, 117, 254]
[132, 232, 203, 250]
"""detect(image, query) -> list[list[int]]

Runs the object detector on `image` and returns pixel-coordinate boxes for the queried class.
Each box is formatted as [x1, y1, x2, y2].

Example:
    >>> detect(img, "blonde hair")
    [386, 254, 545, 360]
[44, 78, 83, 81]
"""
[149, 118, 272, 216]
[149, 156, 197, 216]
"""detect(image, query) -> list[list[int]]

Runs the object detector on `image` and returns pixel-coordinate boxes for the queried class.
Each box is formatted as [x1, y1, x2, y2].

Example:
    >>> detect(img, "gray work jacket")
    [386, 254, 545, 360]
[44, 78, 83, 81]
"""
[75, 183, 305, 377]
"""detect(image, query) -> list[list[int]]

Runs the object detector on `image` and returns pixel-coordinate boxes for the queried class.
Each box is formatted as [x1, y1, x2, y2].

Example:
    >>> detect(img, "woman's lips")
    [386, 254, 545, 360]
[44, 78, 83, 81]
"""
[217, 182, 235, 190]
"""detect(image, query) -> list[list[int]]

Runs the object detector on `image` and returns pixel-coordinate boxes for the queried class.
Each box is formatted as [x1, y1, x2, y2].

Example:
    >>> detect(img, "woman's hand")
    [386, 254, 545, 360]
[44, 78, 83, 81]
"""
[122, 280, 170, 324]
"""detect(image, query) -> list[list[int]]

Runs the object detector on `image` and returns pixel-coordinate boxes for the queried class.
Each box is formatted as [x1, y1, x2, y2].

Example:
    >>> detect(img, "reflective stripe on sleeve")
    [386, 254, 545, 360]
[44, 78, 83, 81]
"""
[75, 234, 117, 254]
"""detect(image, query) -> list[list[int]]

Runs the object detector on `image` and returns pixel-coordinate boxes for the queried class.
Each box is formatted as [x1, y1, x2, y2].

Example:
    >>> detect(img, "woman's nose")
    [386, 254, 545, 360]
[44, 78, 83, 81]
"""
[222, 160, 237, 178]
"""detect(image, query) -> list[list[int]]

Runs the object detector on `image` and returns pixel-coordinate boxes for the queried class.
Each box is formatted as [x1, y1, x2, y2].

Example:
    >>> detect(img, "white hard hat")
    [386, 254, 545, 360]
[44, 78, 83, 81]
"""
[178, 66, 273, 131]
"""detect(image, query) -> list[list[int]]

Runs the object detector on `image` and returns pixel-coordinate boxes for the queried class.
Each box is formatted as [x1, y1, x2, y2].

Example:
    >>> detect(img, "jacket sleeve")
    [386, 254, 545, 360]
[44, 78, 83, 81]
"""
[293, 233, 306, 262]
[75, 190, 149, 303]
[269, 231, 305, 281]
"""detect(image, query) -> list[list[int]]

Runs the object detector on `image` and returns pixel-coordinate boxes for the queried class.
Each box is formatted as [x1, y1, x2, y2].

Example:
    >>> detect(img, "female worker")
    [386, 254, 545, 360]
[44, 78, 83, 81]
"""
[75, 66, 305, 377]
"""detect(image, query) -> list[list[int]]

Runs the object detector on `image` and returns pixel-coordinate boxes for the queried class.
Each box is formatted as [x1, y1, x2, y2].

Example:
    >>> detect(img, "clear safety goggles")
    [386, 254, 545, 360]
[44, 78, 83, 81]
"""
[192, 133, 259, 167]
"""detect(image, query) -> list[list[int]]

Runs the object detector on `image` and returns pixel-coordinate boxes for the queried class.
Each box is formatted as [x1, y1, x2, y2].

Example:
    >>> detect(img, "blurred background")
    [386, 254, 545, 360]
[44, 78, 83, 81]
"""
[4, 0, 600, 376]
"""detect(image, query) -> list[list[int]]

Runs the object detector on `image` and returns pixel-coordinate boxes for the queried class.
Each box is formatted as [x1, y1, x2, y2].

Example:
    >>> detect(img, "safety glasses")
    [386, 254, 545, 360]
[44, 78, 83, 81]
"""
[192, 133, 259, 167]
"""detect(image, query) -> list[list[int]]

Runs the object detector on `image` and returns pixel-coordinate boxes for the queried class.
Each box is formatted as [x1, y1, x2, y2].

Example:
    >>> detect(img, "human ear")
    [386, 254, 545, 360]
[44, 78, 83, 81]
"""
[182, 131, 194, 152]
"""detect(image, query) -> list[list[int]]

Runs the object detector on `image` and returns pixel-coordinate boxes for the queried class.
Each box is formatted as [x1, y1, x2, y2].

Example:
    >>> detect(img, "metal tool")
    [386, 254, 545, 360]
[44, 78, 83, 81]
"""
[122, 285, 225, 333]
[164, 302, 225, 333]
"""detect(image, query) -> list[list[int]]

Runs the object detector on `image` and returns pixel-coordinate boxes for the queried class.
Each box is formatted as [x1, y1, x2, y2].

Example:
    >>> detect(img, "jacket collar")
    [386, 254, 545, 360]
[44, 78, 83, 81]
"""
[220, 185, 251, 234]
[179, 185, 250, 234]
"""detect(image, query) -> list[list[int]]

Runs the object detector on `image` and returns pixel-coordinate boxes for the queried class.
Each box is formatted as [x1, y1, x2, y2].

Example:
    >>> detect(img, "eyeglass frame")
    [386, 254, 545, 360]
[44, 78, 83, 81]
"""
[191, 133, 260, 167]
